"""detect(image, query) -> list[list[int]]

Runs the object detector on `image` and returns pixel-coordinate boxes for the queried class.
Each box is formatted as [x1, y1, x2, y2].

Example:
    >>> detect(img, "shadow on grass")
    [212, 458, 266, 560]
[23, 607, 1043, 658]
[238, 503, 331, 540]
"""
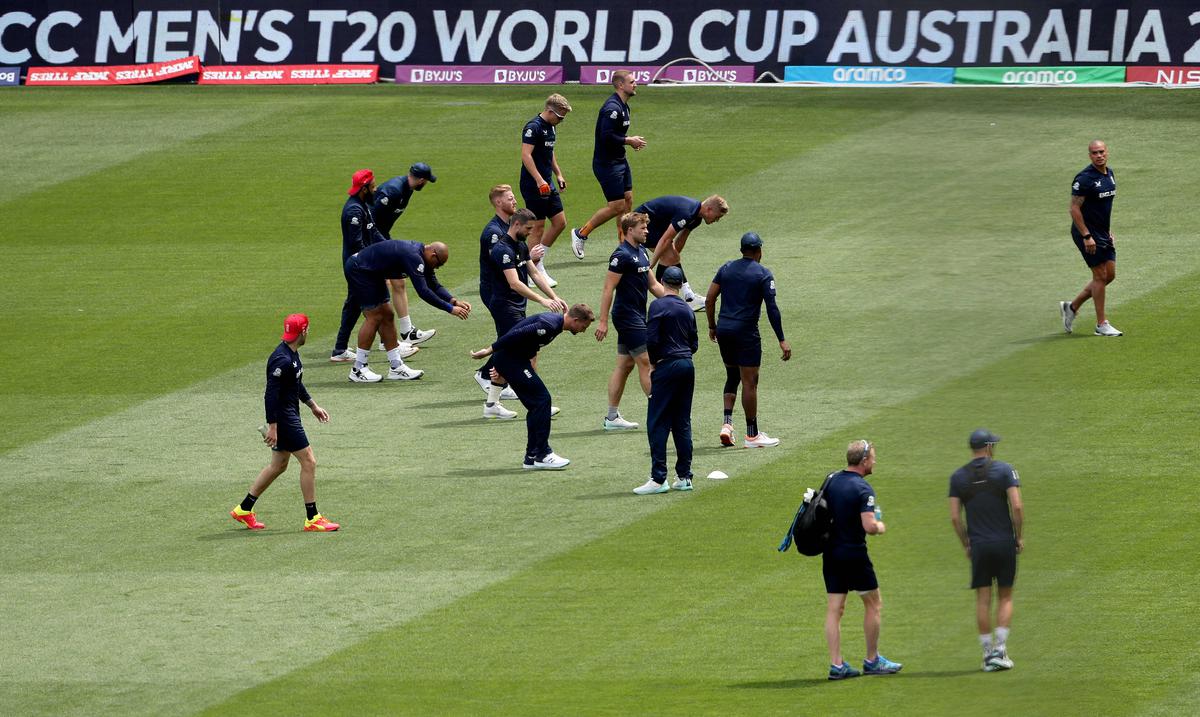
[1009, 333, 1068, 345]
[439, 467, 534, 478]
[731, 669, 980, 689]
[574, 490, 642, 500]
[196, 529, 299, 541]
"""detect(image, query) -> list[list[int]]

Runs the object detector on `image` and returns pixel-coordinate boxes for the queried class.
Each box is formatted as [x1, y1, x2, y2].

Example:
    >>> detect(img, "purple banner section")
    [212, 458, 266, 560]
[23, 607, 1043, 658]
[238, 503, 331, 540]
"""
[395, 65, 562, 84]
[579, 64, 755, 84]
[0, 67, 19, 85]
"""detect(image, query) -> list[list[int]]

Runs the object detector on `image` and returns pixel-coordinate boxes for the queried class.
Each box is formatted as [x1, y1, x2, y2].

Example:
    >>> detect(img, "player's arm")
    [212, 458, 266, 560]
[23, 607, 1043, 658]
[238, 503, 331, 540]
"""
[342, 206, 368, 254]
[595, 270, 621, 341]
[551, 151, 566, 191]
[263, 359, 285, 447]
[526, 264, 567, 312]
[862, 511, 885, 535]
[505, 267, 560, 310]
[1007, 486, 1024, 553]
[599, 107, 628, 149]
[1068, 191, 1097, 254]
[407, 271, 457, 315]
[687, 312, 699, 355]
[649, 225, 679, 268]
[521, 142, 548, 194]
[705, 281, 720, 342]
[763, 275, 789, 360]
[949, 496, 969, 556]
[647, 269, 666, 299]
[645, 308, 662, 365]
[298, 380, 329, 423]
[672, 227, 693, 254]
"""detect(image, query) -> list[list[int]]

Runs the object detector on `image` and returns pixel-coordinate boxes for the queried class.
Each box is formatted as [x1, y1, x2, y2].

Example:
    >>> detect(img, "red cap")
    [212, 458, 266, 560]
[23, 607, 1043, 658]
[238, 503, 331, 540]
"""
[347, 168, 374, 196]
[282, 313, 309, 341]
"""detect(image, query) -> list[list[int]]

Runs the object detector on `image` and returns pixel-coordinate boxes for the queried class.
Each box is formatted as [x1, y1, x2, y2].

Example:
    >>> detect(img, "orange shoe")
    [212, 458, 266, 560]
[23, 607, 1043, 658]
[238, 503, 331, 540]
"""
[231, 506, 266, 530]
[303, 514, 340, 532]
[719, 423, 735, 447]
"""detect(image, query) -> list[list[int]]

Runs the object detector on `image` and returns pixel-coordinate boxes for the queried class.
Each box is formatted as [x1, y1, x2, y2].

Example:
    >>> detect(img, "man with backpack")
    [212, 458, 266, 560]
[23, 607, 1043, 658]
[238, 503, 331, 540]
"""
[821, 440, 902, 680]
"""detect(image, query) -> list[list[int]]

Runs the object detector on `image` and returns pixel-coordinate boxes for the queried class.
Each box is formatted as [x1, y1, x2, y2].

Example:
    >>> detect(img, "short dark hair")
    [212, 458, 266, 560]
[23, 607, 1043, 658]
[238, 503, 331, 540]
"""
[568, 303, 595, 322]
[511, 208, 537, 225]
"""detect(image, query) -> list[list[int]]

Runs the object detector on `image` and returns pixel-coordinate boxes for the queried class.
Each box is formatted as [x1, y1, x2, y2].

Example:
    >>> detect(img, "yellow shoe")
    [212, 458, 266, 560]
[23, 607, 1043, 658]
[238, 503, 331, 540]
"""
[230, 505, 265, 530]
[303, 514, 340, 532]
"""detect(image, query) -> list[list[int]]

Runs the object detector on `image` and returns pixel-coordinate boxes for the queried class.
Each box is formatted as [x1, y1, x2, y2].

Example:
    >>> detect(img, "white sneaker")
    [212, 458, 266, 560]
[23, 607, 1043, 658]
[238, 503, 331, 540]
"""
[1094, 321, 1122, 337]
[684, 294, 705, 312]
[503, 386, 519, 401]
[570, 228, 586, 259]
[527, 452, 569, 470]
[1059, 301, 1076, 334]
[483, 403, 517, 420]
[539, 266, 558, 288]
[744, 432, 780, 448]
[604, 415, 639, 430]
[983, 648, 1014, 672]
[633, 479, 669, 495]
[671, 477, 693, 491]
[349, 366, 382, 383]
[719, 423, 735, 447]
[474, 371, 491, 392]
[549, 406, 560, 417]
[378, 341, 419, 358]
[330, 349, 355, 363]
[386, 364, 424, 380]
[400, 328, 436, 345]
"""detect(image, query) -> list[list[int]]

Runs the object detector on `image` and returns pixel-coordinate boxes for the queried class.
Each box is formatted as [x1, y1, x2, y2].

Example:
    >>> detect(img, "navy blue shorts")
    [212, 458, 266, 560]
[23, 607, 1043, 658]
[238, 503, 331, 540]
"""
[616, 325, 647, 356]
[520, 186, 565, 220]
[1071, 229, 1116, 268]
[822, 553, 879, 594]
[272, 415, 310, 453]
[970, 541, 1018, 589]
[593, 159, 632, 202]
[343, 256, 391, 311]
[717, 329, 761, 368]
[488, 302, 526, 339]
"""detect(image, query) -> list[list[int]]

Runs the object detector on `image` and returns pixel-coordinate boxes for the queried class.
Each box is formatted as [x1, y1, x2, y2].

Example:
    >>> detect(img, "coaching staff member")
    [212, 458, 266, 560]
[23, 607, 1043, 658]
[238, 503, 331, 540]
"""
[822, 440, 901, 680]
[949, 429, 1024, 672]
[1060, 140, 1122, 337]
[705, 232, 790, 448]
[633, 267, 697, 495]
[231, 314, 339, 532]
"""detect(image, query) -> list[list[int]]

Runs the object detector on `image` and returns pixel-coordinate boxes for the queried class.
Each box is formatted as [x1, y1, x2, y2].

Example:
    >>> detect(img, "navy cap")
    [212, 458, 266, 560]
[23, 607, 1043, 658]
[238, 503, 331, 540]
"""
[410, 162, 437, 182]
[740, 232, 763, 250]
[661, 266, 685, 286]
[969, 428, 1001, 449]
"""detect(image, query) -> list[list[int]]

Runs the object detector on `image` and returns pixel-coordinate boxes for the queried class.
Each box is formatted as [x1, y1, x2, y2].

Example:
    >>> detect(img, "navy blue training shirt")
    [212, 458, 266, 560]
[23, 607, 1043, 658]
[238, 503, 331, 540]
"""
[520, 115, 557, 190]
[488, 234, 531, 313]
[646, 294, 698, 365]
[1071, 164, 1117, 237]
[823, 470, 877, 560]
[949, 458, 1021, 545]
[593, 93, 630, 162]
[341, 195, 385, 260]
[712, 258, 785, 340]
[636, 196, 702, 249]
[264, 341, 310, 423]
[373, 176, 416, 238]
[492, 312, 564, 362]
[478, 214, 510, 306]
[351, 239, 454, 313]
[607, 240, 652, 329]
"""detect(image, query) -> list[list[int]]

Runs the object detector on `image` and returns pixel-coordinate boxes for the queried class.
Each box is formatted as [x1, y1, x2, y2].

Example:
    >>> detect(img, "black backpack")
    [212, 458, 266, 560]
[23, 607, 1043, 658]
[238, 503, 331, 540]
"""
[778, 472, 836, 556]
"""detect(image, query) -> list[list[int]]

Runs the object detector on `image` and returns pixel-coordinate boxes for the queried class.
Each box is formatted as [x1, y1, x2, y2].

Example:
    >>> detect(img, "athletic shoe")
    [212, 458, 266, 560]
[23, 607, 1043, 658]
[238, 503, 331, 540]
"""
[400, 328, 436, 345]
[230, 506, 265, 530]
[386, 364, 424, 380]
[1095, 321, 1123, 337]
[828, 663, 862, 681]
[684, 294, 706, 312]
[539, 267, 558, 288]
[604, 415, 639, 430]
[349, 366, 383, 383]
[719, 423, 735, 446]
[1059, 300, 1076, 334]
[474, 370, 491, 392]
[378, 341, 419, 357]
[744, 432, 780, 448]
[528, 452, 570, 470]
[671, 477, 693, 491]
[303, 514, 340, 532]
[634, 479, 669, 495]
[984, 648, 1014, 672]
[549, 406, 560, 417]
[570, 228, 586, 259]
[863, 654, 903, 675]
[483, 403, 517, 420]
[329, 349, 355, 363]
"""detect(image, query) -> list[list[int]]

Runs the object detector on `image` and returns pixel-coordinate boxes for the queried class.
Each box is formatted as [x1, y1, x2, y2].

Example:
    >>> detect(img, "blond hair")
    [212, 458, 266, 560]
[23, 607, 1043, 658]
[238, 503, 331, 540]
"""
[846, 440, 872, 466]
[545, 93, 572, 114]
[489, 183, 512, 202]
[611, 70, 633, 88]
[619, 212, 649, 235]
[703, 195, 729, 215]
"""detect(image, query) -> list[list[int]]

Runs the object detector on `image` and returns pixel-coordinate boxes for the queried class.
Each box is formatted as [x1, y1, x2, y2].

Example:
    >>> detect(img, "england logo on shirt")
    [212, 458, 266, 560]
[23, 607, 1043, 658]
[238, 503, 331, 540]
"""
[610, 110, 619, 119]
[537, 329, 546, 335]
[610, 257, 619, 267]
[350, 216, 359, 226]
[502, 254, 511, 264]
[272, 367, 282, 377]
[417, 263, 425, 273]
[380, 196, 389, 205]
[525, 128, 533, 137]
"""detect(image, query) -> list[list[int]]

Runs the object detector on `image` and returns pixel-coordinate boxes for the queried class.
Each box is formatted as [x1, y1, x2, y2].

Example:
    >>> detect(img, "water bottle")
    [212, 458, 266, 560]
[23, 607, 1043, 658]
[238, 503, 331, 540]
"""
[874, 506, 883, 522]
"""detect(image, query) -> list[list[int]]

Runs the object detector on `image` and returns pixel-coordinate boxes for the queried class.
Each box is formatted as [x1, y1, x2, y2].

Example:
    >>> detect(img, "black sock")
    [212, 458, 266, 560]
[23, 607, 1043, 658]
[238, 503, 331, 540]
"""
[305, 502, 318, 520]
[240, 493, 258, 511]
[723, 410, 733, 425]
[747, 418, 758, 436]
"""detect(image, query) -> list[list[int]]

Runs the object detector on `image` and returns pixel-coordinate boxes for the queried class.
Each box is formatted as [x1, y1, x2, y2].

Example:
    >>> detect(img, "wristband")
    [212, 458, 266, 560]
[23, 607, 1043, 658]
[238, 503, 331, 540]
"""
[1082, 234, 1092, 239]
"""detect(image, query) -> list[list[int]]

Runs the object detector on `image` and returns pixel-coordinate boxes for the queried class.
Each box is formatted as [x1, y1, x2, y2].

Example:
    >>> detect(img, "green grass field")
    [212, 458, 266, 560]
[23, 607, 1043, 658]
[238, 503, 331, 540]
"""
[2, 85, 1198, 716]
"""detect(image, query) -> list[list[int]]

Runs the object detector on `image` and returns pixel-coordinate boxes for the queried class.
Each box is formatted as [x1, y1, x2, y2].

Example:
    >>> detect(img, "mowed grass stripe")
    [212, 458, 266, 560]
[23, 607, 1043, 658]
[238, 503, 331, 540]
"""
[205, 269, 1200, 716]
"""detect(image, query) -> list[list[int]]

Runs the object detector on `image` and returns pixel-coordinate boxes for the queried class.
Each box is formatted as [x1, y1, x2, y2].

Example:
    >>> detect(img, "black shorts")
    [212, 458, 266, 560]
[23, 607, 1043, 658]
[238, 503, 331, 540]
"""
[616, 325, 647, 356]
[1071, 228, 1116, 268]
[272, 415, 310, 453]
[593, 159, 632, 202]
[343, 257, 391, 311]
[822, 553, 879, 594]
[717, 329, 762, 368]
[970, 541, 1017, 589]
[488, 302, 526, 339]
[520, 185, 565, 220]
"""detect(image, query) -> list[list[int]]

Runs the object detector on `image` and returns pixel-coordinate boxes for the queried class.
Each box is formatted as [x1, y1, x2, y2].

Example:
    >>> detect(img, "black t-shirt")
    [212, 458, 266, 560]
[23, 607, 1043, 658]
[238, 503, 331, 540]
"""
[823, 470, 876, 560]
[949, 458, 1020, 545]
[1071, 164, 1117, 238]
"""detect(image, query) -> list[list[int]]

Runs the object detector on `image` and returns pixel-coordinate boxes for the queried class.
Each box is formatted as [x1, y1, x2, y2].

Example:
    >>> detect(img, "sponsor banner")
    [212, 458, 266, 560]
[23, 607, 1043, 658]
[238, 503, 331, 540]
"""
[784, 65, 953, 84]
[954, 66, 1126, 85]
[579, 65, 754, 84]
[3, 3, 1199, 79]
[0, 67, 19, 86]
[1126, 66, 1200, 85]
[199, 64, 378, 84]
[25, 56, 200, 85]
[395, 65, 562, 84]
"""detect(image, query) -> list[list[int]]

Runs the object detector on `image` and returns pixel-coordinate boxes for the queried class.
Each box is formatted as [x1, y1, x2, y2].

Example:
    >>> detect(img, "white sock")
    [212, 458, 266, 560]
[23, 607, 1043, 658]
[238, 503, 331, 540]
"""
[397, 315, 413, 334]
[486, 383, 504, 406]
[994, 626, 1009, 649]
[386, 347, 404, 369]
[980, 634, 993, 653]
[355, 348, 370, 369]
